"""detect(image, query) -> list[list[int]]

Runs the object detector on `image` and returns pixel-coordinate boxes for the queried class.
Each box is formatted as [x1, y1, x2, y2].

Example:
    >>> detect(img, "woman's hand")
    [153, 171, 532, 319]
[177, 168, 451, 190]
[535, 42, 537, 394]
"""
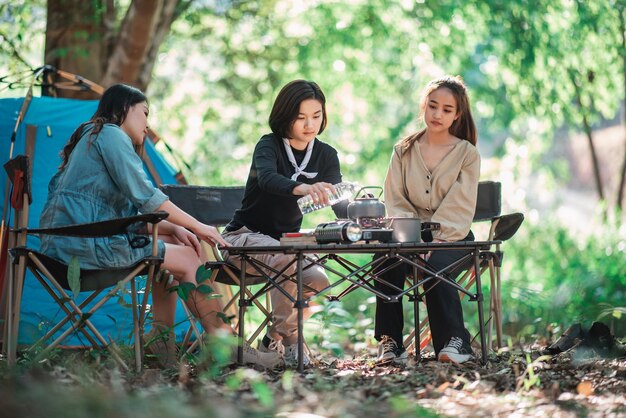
[193, 223, 229, 248]
[423, 239, 446, 262]
[293, 182, 335, 205]
[173, 225, 202, 257]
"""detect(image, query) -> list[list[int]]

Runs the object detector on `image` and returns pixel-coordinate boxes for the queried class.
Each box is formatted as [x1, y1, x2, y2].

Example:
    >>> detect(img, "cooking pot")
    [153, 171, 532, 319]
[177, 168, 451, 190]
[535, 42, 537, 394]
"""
[347, 186, 386, 220]
[387, 217, 421, 243]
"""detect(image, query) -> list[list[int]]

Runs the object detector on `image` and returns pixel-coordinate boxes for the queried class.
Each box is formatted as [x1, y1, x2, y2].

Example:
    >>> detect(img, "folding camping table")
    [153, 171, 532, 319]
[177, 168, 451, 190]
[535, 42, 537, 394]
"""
[226, 240, 499, 371]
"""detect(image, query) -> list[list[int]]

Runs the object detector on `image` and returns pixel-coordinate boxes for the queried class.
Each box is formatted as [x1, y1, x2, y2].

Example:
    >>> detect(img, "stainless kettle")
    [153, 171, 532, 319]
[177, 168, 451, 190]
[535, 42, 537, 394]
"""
[347, 186, 386, 220]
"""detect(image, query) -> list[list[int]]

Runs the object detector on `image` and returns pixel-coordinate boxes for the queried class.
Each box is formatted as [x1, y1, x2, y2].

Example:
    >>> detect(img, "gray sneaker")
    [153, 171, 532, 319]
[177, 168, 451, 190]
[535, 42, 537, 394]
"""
[283, 343, 311, 368]
[377, 335, 408, 363]
[235, 341, 283, 369]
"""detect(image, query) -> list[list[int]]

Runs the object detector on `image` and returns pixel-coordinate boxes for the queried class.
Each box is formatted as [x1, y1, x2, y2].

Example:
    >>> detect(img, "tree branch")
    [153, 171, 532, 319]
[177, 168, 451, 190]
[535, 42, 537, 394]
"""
[0, 29, 34, 70]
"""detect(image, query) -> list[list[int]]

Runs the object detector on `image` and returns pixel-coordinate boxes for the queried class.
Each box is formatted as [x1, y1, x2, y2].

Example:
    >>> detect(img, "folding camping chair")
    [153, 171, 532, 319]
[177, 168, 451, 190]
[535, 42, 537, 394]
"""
[403, 180, 524, 353]
[3, 155, 167, 372]
[159, 185, 272, 357]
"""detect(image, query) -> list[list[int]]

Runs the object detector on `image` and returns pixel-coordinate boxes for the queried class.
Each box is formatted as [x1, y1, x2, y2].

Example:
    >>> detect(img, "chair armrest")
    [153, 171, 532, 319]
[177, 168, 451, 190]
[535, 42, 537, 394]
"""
[23, 211, 169, 237]
[492, 212, 524, 241]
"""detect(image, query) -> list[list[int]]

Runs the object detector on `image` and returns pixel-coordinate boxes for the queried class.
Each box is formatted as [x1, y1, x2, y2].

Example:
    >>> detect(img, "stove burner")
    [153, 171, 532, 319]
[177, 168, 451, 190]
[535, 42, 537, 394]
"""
[356, 217, 387, 229]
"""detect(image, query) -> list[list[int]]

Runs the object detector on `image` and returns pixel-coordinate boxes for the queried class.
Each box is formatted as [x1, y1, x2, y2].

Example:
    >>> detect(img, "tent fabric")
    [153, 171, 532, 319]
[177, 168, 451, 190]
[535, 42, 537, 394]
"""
[0, 96, 189, 346]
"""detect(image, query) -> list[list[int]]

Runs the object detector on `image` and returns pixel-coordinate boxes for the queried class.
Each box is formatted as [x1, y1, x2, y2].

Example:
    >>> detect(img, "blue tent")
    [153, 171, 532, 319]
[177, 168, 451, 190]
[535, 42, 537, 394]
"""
[0, 96, 190, 346]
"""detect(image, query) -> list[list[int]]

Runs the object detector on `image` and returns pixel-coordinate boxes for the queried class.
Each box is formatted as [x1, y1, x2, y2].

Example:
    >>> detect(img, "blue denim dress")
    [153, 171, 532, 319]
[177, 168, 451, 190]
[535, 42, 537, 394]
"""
[39, 123, 167, 269]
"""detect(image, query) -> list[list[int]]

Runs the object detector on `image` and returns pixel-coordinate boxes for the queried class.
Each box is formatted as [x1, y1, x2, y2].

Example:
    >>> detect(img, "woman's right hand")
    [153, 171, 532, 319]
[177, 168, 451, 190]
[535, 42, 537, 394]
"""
[193, 223, 229, 247]
[293, 182, 335, 205]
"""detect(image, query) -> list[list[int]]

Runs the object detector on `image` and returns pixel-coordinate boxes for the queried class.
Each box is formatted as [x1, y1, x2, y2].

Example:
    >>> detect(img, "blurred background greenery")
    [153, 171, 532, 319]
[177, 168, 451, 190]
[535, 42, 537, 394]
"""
[1, 0, 625, 350]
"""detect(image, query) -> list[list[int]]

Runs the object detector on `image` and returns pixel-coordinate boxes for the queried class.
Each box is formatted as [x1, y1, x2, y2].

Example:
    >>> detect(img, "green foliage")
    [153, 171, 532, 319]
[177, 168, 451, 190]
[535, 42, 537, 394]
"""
[501, 215, 626, 337]
[230, 371, 275, 409]
[389, 395, 440, 417]
[174, 281, 196, 300]
[518, 353, 552, 392]
[149, 0, 487, 186]
[67, 256, 81, 299]
[169, 265, 220, 300]
[195, 264, 213, 282]
[196, 331, 238, 379]
[0, 0, 46, 75]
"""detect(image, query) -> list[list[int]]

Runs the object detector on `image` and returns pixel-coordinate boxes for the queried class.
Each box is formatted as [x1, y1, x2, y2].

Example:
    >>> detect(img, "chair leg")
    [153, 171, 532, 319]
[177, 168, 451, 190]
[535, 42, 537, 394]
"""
[131, 278, 142, 373]
[29, 270, 102, 349]
[1, 228, 16, 358]
[4, 258, 16, 362]
[28, 254, 146, 370]
[7, 254, 27, 364]
[488, 258, 497, 350]
[495, 261, 503, 348]
[180, 302, 204, 357]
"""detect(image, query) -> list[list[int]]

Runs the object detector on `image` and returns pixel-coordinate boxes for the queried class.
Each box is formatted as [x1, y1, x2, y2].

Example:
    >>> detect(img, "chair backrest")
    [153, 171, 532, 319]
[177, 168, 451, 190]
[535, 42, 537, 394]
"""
[474, 181, 501, 222]
[160, 185, 244, 226]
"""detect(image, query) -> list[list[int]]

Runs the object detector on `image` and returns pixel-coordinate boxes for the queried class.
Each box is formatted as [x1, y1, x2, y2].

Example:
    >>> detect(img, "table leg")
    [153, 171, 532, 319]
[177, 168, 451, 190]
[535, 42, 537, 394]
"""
[237, 257, 247, 365]
[297, 251, 304, 372]
[413, 261, 421, 363]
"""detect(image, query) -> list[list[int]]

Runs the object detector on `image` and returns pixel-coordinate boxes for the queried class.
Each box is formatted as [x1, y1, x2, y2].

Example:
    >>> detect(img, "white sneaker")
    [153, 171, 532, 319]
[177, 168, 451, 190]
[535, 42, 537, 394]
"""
[438, 337, 474, 364]
[283, 343, 311, 368]
[258, 336, 285, 356]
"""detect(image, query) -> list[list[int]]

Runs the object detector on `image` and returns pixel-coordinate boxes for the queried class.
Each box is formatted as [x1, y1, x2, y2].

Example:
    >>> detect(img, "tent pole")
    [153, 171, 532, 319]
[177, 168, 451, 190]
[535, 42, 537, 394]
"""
[0, 67, 44, 277]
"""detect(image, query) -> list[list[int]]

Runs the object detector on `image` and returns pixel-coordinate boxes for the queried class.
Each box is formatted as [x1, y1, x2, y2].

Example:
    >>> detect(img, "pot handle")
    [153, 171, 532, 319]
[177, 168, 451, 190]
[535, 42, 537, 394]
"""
[355, 186, 383, 199]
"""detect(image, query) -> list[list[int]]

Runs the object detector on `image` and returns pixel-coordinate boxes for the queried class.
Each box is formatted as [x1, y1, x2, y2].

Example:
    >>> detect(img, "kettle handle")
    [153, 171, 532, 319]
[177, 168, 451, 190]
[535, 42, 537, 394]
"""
[355, 186, 383, 199]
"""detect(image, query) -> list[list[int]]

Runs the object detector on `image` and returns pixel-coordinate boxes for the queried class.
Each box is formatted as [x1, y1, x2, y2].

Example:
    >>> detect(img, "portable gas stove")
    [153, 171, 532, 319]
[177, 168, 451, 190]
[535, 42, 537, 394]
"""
[355, 216, 393, 243]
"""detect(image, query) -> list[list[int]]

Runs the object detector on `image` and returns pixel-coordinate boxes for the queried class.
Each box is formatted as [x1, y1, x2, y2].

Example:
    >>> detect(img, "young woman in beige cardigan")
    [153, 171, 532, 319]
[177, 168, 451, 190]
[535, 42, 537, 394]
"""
[375, 75, 480, 364]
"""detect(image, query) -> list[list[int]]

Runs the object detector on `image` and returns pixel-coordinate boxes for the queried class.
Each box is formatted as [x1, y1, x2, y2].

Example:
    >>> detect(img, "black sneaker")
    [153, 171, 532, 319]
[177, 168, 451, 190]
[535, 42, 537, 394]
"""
[377, 335, 407, 363]
[586, 321, 626, 358]
[546, 323, 585, 354]
[438, 337, 474, 364]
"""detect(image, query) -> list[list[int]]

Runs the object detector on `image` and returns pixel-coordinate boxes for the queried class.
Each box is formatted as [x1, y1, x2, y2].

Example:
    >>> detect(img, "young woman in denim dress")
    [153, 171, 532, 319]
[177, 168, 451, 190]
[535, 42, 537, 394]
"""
[39, 84, 281, 369]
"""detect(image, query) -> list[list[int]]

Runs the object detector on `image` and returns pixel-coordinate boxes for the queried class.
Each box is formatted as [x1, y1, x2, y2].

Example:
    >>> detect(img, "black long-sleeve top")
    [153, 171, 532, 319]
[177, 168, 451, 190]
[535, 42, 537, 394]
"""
[225, 133, 343, 239]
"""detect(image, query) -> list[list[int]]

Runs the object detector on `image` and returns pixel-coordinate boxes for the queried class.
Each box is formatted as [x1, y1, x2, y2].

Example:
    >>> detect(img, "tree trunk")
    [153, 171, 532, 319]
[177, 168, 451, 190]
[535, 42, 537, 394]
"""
[568, 70, 605, 202]
[44, 0, 181, 96]
[44, 0, 113, 99]
[616, 5, 626, 211]
[100, 0, 167, 88]
[135, 1, 184, 91]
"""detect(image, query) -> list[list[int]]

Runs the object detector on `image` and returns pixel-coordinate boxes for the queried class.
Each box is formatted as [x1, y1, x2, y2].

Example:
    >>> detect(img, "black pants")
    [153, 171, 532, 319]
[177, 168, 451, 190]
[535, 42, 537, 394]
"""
[374, 230, 474, 355]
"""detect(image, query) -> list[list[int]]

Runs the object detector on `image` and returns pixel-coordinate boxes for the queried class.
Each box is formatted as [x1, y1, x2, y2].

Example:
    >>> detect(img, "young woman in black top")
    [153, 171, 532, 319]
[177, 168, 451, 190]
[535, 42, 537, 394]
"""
[223, 80, 345, 367]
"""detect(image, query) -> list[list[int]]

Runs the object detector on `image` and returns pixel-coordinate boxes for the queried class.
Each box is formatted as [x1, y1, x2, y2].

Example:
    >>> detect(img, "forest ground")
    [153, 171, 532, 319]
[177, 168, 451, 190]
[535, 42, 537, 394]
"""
[1, 344, 624, 418]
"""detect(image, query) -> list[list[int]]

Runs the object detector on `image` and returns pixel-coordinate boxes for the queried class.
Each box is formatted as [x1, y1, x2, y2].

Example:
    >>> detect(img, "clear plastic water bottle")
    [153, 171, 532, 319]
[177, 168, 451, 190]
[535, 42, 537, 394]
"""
[297, 181, 359, 215]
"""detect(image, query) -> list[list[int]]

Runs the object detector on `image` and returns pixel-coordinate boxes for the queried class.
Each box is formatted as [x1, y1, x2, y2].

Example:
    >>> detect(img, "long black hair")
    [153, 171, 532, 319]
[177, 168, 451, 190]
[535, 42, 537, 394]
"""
[59, 83, 148, 170]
